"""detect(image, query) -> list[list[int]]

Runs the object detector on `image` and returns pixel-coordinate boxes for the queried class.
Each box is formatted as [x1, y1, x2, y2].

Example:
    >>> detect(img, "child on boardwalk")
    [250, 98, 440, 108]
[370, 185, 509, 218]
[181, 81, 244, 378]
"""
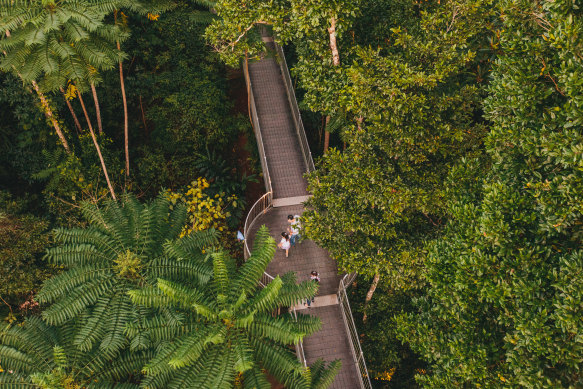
[305, 271, 320, 308]
[278, 232, 291, 258]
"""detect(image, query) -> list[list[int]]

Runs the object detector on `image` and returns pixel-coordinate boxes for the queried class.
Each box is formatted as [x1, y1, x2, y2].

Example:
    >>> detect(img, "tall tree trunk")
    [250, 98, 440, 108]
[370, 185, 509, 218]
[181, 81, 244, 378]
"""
[328, 16, 341, 67]
[115, 11, 130, 178]
[324, 116, 330, 153]
[4, 30, 70, 153]
[362, 272, 380, 324]
[324, 16, 341, 155]
[117, 42, 130, 177]
[78, 92, 117, 200]
[32, 81, 71, 153]
[90, 83, 103, 135]
[60, 87, 83, 134]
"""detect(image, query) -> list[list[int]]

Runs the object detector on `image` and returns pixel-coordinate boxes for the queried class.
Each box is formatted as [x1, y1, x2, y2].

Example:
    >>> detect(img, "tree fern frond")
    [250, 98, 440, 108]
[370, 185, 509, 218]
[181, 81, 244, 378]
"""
[163, 228, 219, 261]
[127, 286, 173, 309]
[44, 243, 112, 267]
[242, 367, 271, 389]
[164, 202, 188, 241]
[233, 226, 276, 297]
[250, 337, 307, 388]
[240, 276, 283, 316]
[156, 279, 217, 319]
[148, 256, 212, 286]
[90, 349, 153, 382]
[231, 331, 254, 374]
[309, 359, 341, 389]
[140, 367, 175, 389]
[74, 296, 112, 351]
[0, 345, 39, 374]
[183, 345, 234, 389]
[0, 373, 36, 388]
[212, 251, 232, 299]
[125, 312, 188, 344]
[37, 265, 112, 303]
[41, 278, 115, 325]
[288, 313, 322, 338]
[275, 275, 319, 308]
[89, 380, 142, 388]
[247, 314, 317, 345]
[98, 295, 132, 357]
[142, 341, 181, 376]
[167, 325, 225, 369]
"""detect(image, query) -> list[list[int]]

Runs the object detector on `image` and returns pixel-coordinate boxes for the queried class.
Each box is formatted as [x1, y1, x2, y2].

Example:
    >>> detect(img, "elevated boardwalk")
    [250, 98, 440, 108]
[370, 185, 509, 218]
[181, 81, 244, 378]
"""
[243, 39, 370, 389]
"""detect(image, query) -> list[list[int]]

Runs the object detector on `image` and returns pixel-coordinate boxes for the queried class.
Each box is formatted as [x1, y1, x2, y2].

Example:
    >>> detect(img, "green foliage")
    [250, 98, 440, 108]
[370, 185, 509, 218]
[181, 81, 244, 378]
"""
[348, 278, 424, 388]
[397, 1, 583, 387]
[0, 72, 61, 188]
[37, 194, 218, 357]
[123, 1, 249, 195]
[129, 225, 335, 388]
[32, 137, 124, 226]
[303, 0, 492, 290]
[0, 316, 146, 388]
[0, 192, 53, 314]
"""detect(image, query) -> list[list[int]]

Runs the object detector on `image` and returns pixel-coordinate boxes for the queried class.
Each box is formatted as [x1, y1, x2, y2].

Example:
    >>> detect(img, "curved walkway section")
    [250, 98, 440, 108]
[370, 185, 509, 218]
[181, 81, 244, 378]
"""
[247, 44, 309, 200]
[244, 42, 367, 388]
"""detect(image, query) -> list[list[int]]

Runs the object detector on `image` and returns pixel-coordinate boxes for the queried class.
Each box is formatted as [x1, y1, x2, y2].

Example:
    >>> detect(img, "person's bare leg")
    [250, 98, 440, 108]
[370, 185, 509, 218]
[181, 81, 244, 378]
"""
[285, 249, 289, 258]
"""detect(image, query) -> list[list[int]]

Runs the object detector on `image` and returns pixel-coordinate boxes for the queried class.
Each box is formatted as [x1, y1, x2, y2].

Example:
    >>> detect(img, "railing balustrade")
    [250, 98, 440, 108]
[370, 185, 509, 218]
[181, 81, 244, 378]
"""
[338, 274, 373, 389]
[243, 55, 273, 194]
[274, 42, 316, 174]
[243, 192, 273, 260]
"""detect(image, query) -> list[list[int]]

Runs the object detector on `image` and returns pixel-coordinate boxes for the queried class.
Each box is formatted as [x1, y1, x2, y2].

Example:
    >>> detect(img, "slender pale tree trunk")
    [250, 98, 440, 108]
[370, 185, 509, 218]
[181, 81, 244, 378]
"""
[323, 16, 341, 154]
[78, 92, 117, 200]
[118, 43, 130, 177]
[324, 116, 330, 153]
[328, 16, 341, 67]
[362, 272, 380, 323]
[31, 81, 71, 153]
[4, 30, 70, 152]
[90, 83, 103, 135]
[60, 87, 83, 134]
[115, 12, 130, 177]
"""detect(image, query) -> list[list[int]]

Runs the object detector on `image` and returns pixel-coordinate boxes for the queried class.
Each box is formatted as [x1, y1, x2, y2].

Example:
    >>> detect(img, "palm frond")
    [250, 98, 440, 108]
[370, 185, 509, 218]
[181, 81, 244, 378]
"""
[232, 225, 276, 297]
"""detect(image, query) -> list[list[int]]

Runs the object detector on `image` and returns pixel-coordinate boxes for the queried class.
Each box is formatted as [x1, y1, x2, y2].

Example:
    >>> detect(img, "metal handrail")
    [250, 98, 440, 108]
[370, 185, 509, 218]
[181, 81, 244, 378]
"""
[274, 42, 316, 173]
[338, 274, 373, 389]
[290, 307, 308, 368]
[243, 192, 273, 259]
[243, 54, 273, 194]
[242, 53, 276, 287]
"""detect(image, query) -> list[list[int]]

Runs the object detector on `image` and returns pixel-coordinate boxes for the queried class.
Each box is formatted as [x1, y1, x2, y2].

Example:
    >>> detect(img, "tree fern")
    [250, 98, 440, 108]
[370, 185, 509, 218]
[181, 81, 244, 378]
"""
[0, 317, 144, 388]
[129, 225, 338, 388]
[0, 0, 130, 92]
[37, 194, 216, 356]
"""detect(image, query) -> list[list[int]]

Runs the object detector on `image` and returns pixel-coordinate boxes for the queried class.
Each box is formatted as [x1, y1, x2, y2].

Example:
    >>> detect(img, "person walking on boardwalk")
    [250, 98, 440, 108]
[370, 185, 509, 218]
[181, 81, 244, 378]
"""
[305, 271, 320, 308]
[278, 232, 291, 258]
[287, 214, 301, 246]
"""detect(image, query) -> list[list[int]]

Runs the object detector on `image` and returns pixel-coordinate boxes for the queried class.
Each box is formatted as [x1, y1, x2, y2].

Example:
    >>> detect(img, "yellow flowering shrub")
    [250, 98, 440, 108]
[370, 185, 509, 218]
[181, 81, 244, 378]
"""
[167, 178, 237, 237]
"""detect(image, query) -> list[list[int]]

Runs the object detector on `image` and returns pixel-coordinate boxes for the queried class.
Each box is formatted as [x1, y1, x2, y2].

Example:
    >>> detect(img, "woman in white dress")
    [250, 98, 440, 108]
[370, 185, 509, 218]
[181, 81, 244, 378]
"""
[278, 232, 291, 258]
